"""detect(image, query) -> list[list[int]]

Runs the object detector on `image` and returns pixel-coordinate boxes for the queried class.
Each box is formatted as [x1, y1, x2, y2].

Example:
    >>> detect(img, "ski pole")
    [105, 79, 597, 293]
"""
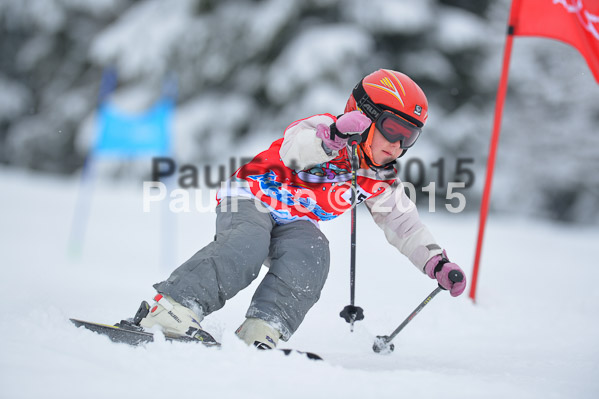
[373, 269, 464, 353]
[339, 133, 364, 332]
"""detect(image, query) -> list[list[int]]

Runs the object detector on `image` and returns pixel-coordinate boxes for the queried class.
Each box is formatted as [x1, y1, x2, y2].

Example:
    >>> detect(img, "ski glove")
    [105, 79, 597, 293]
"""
[424, 251, 467, 297]
[316, 111, 371, 151]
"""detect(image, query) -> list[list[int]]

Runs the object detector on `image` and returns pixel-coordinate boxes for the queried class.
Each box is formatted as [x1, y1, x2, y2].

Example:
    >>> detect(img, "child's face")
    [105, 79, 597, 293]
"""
[369, 127, 404, 164]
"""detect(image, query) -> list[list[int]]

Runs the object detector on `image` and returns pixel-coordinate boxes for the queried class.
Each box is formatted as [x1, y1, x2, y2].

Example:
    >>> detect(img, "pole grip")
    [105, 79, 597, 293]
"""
[347, 133, 362, 146]
[438, 270, 463, 290]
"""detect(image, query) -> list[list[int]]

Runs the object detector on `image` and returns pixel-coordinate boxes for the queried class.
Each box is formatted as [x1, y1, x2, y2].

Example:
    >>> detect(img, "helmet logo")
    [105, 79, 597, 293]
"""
[414, 105, 422, 116]
[364, 73, 406, 108]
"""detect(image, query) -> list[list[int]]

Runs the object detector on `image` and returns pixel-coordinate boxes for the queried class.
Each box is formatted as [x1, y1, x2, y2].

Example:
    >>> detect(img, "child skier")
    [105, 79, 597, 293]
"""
[137, 69, 466, 349]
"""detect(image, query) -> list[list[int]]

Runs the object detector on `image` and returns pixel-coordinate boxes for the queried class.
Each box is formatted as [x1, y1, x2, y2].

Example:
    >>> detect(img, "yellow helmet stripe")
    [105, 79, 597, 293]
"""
[364, 81, 405, 108]
[385, 69, 406, 97]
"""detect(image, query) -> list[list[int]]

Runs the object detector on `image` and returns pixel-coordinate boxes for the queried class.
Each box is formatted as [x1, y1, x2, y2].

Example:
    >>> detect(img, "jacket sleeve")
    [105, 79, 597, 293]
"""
[365, 180, 443, 272]
[279, 114, 338, 170]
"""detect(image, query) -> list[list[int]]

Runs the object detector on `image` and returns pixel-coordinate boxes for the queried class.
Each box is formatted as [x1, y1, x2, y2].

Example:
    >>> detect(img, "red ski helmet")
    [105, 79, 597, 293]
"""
[345, 69, 428, 166]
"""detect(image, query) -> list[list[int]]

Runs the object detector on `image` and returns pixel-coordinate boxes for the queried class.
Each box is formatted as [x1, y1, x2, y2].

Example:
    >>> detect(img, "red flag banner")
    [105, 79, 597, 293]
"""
[469, 0, 599, 303]
[509, 0, 599, 83]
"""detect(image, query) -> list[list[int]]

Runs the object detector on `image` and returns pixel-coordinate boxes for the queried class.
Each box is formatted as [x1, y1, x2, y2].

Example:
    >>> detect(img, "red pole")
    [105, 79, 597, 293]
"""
[469, 27, 515, 303]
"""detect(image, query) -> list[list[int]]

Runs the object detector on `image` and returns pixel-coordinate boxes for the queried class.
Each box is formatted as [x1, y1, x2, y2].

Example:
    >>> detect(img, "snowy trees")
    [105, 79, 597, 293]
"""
[1, 0, 597, 222]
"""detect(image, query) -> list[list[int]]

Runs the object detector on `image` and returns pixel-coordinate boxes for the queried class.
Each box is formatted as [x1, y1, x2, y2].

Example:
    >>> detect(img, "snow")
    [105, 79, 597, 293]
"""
[433, 6, 490, 52]
[0, 75, 31, 121]
[342, 0, 434, 34]
[266, 25, 374, 104]
[1, 168, 598, 398]
[90, 0, 196, 79]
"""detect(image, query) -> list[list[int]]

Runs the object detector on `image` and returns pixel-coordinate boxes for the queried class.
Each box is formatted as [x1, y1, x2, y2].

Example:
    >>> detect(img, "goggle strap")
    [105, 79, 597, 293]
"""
[353, 81, 382, 121]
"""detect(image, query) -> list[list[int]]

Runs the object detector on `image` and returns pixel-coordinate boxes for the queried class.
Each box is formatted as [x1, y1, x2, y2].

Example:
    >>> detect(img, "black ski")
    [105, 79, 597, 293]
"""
[70, 318, 322, 360]
[279, 348, 322, 360]
[70, 318, 219, 346]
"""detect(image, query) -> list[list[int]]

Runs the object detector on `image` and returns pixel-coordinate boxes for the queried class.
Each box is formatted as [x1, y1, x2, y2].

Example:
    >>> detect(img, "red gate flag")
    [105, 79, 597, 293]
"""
[469, 0, 599, 303]
[510, 0, 599, 83]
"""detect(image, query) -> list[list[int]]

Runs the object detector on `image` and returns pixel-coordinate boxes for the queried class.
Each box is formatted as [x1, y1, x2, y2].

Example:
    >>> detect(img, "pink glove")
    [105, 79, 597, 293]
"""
[424, 251, 467, 297]
[316, 111, 372, 151]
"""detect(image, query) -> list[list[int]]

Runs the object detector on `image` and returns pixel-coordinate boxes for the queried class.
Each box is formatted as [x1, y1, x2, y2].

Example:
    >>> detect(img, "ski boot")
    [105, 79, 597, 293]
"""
[235, 318, 281, 350]
[117, 294, 217, 344]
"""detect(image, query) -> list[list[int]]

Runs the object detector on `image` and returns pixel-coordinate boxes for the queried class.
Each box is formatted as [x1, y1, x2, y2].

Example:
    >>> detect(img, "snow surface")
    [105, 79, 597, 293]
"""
[1, 168, 598, 399]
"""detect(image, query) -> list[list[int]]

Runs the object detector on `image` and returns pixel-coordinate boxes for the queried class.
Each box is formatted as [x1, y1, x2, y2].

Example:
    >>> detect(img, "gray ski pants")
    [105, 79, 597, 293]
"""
[153, 197, 330, 340]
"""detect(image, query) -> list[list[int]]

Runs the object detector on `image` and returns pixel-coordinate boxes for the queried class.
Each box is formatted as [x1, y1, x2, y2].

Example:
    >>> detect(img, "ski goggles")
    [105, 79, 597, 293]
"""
[375, 110, 421, 148]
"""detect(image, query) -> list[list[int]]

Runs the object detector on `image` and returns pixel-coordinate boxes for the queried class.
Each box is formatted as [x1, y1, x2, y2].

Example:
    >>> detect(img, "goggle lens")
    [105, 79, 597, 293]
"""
[376, 112, 421, 148]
